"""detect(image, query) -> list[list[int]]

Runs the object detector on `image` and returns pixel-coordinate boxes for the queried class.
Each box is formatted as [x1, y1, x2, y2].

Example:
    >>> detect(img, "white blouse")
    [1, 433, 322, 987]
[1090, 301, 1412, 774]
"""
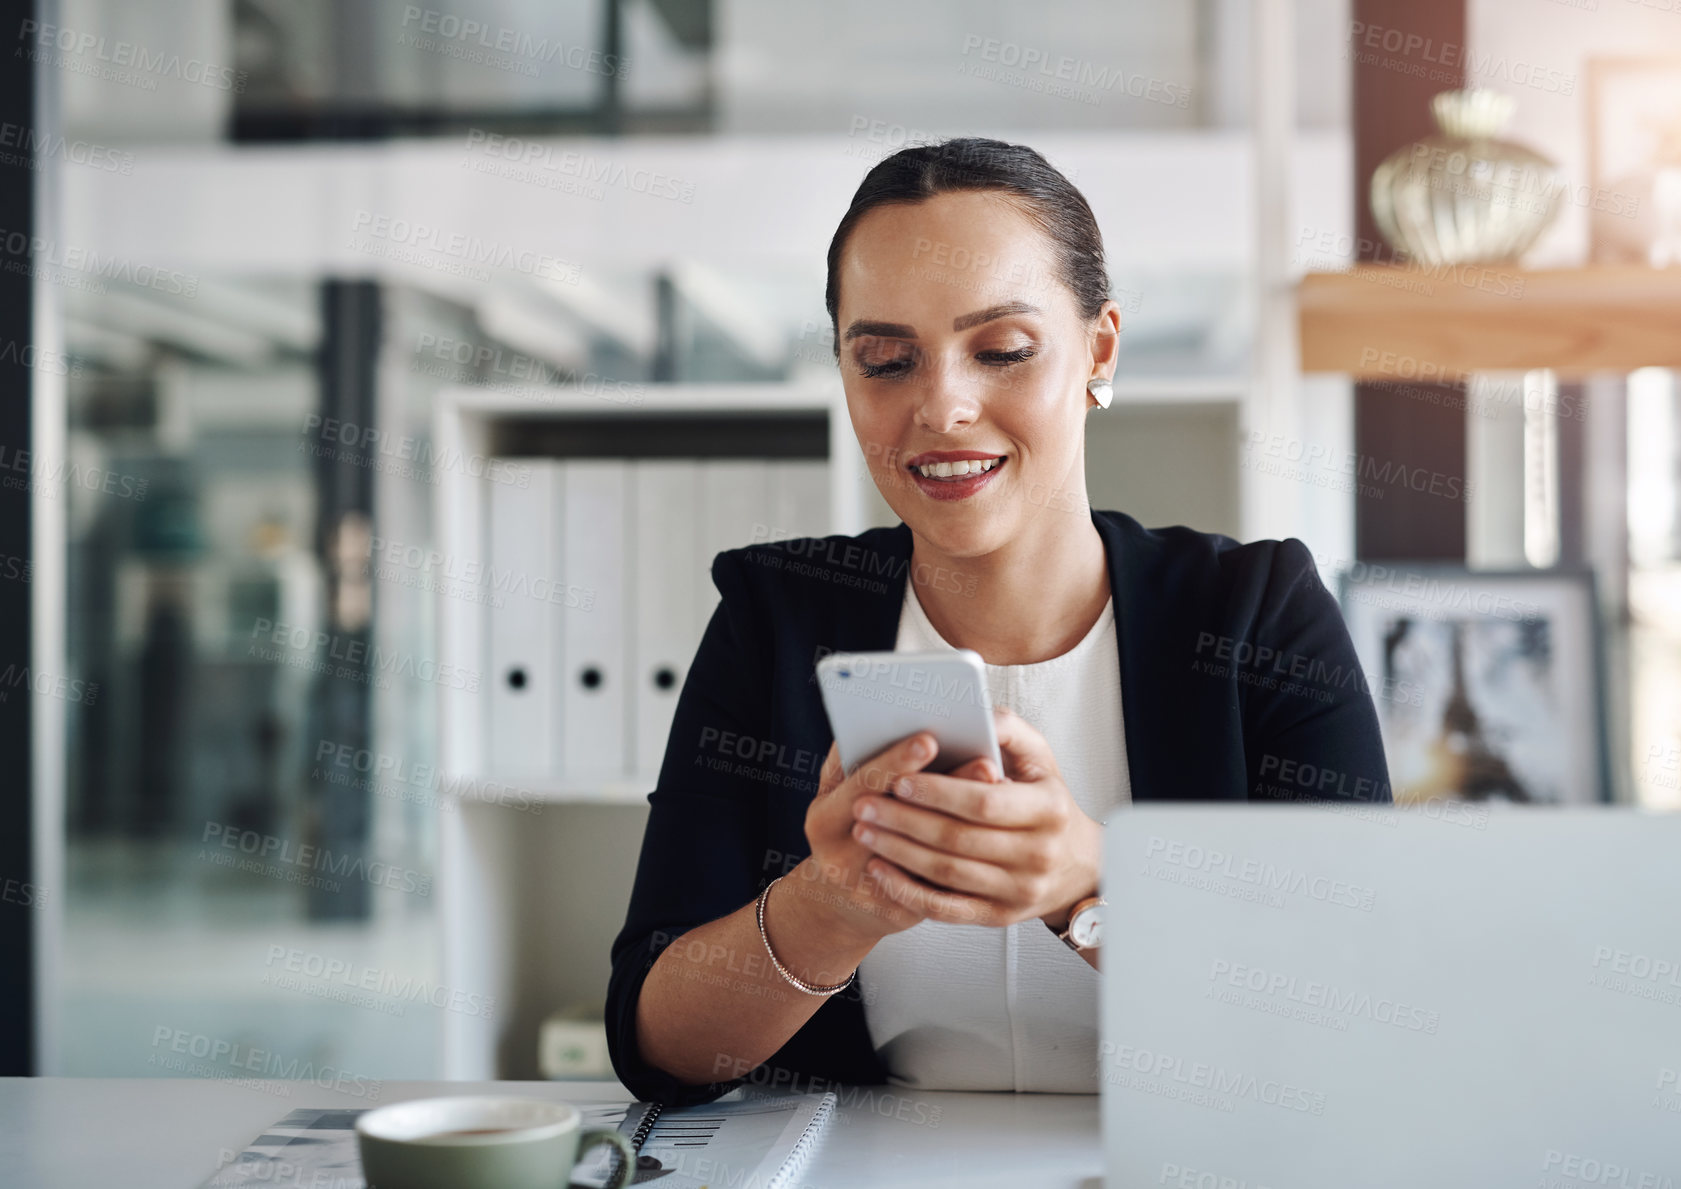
[856, 579, 1132, 1092]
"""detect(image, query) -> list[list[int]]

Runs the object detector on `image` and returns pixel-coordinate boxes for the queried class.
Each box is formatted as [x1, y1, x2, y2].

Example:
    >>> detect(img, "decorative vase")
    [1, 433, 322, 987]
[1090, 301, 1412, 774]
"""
[1370, 89, 1565, 267]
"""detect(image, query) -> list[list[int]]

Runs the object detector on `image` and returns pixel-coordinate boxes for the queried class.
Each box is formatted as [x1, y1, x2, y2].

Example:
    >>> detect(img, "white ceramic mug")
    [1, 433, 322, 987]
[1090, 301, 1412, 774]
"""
[355, 1096, 634, 1189]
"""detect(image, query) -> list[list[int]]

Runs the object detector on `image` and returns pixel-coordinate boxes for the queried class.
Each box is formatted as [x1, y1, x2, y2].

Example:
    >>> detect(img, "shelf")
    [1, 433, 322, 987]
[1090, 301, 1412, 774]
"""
[1298, 265, 1681, 377]
[449, 776, 657, 807]
[443, 379, 842, 419]
[1109, 375, 1247, 404]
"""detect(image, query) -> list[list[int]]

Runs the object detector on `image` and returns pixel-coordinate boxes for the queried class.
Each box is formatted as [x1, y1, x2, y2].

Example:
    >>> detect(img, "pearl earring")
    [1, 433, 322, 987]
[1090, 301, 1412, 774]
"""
[1087, 378, 1113, 409]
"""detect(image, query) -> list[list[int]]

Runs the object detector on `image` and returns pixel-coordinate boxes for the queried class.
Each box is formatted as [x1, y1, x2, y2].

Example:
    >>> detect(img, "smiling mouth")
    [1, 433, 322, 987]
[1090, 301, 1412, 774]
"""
[906, 456, 1006, 481]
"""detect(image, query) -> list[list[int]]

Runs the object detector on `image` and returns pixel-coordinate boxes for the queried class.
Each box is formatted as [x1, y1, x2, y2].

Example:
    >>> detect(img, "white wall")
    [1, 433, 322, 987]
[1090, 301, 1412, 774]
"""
[1468, 0, 1681, 266]
[66, 132, 1327, 277]
[716, 0, 1201, 133]
[57, 0, 234, 143]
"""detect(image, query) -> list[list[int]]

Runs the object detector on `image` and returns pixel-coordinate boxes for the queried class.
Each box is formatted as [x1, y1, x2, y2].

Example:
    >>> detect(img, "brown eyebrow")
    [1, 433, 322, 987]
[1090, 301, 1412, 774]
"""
[954, 300, 1041, 331]
[841, 300, 1043, 343]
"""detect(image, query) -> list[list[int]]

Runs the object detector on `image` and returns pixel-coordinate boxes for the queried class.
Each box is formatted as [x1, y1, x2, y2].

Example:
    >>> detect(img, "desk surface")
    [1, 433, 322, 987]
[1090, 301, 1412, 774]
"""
[0, 1077, 1101, 1189]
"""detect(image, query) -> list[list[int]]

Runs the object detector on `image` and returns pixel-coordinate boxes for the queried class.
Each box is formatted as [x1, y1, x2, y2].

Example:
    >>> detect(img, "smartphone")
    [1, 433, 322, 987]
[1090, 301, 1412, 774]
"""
[815, 648, 1003, 778]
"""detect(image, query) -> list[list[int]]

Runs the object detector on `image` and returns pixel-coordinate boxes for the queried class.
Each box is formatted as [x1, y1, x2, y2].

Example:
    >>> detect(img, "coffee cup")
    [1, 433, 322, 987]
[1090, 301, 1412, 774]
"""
[355, 1095, 634, 1189]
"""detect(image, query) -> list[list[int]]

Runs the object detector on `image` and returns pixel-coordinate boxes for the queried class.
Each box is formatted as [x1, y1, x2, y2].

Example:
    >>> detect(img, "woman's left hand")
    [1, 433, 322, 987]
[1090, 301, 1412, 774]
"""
[849, 706, 1103, 930]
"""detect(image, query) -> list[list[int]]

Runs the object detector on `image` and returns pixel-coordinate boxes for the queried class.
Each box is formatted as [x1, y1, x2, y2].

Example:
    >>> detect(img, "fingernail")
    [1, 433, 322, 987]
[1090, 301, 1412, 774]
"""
[857, 800, 877, 822]
[855, 825, 876, 846]
[895, 777, 914, 798]
[910, 736, 933, 760]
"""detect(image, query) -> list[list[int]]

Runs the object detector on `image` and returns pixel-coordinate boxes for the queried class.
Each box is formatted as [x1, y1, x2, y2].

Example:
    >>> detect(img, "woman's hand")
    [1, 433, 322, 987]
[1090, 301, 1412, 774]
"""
[791, 732, 999, 944]
[847, 706, 1104, 931]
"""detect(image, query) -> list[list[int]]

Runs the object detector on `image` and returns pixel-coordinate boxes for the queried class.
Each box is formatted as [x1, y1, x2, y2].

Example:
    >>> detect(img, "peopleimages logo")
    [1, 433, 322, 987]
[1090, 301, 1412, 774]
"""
[1192, 630, 1422, 709]
[1144, 835, 1378, 911]
[398, 6, 627, 78]
[200, 822, 432, 897]
[1245, 430, 1474, 503]
[17, 19, 248, 92]
[0, 228, 197, 298]
[302, 413, 530, 489]
[249, 618, 480, 693]
[411, 333, 646, 406]
[1, 876, 45, 909]
[1159, 1161, 1279, 1189]
[0, 122, 133, 174]
[1258, 754, 1390, 803]
[0, 664, 98, 706]
[0, 336, 82, 377]
[150, 1026, 381, 1098]
[0, 443, 147, 503]
[459, 131, 695, 204]
[1540, 1150, 1673, 1189]
[314, 739, 541, 814]
[1099, 1041, 1327, 1115]
[368, 533, 594, 611]
[956, 35, 1192, 108]
[348, 210, 582, 284]
[1591, 946, 1681, 987]
[263, 945, 496, 1020]
[1207, 958, 1440, 1034]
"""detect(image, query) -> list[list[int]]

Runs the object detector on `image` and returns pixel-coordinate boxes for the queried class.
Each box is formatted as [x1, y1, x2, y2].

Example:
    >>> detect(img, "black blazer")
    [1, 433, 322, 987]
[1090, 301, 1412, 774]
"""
[605, 509, 1391, 1105]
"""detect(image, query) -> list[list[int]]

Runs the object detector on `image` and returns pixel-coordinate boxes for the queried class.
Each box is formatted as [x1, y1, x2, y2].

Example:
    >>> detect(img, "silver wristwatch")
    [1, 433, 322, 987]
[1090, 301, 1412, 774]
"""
[1052, 894, 1105, 954]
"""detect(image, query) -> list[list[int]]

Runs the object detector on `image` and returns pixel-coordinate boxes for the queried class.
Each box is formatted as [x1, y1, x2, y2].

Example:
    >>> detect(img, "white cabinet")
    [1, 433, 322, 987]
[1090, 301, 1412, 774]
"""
[431, 382, 853, 1078]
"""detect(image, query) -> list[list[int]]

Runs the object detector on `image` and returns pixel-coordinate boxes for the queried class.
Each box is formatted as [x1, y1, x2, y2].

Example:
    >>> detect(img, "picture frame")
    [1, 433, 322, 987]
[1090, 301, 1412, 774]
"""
[1586, 56, 1681, 266]
[1338, 565, 1611, 805]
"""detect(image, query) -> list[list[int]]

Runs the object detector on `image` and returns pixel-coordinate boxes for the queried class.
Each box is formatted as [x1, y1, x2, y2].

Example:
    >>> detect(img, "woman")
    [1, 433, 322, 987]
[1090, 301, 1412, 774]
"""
[606, 137, 1390, 1106]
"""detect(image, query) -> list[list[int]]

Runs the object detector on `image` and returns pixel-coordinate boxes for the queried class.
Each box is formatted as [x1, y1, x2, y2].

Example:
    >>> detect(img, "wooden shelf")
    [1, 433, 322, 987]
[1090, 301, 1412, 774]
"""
[1298, 265, 1681, 377]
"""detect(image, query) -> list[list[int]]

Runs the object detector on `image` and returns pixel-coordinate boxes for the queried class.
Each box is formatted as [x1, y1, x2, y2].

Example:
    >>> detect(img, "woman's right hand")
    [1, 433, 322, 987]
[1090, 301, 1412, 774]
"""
[789, 733, 995, 944]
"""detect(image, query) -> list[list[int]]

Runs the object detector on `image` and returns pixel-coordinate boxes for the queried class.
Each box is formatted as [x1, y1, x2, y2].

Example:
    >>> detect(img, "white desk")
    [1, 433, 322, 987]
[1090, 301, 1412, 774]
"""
[0, 1077, 1101, 1189]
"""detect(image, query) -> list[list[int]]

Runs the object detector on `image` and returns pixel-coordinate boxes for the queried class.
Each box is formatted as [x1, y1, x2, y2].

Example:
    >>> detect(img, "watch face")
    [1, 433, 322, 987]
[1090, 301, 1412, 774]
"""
[1069, 904, 1103, 949]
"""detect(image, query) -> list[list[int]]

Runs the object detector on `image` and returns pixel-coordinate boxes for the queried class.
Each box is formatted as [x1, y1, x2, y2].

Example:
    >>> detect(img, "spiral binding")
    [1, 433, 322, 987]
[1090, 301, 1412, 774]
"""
[626, 1100, 663, 1152]
[621, 1091, 836, 1189]
[764, 1092, 836, 1189]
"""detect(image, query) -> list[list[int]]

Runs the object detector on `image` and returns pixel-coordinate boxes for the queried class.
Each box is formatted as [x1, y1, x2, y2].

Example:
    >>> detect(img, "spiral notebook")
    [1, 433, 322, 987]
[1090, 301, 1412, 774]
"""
[575, 1088, 837, 1189]
[200, 1089, 835, 1189]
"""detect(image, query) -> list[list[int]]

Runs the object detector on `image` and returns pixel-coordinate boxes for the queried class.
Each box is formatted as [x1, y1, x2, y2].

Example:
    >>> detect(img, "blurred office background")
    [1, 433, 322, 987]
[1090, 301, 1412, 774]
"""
[4, 0, 1681, 1084]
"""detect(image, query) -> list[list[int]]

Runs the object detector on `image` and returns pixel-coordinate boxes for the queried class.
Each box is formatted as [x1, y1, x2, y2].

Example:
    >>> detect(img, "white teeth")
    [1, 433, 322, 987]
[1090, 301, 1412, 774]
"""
[914, 457, 1001, 479]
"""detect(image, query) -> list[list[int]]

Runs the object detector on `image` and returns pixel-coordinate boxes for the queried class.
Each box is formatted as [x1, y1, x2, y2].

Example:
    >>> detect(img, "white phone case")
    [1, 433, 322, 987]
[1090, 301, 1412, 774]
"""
[816, 649, 1003, 777]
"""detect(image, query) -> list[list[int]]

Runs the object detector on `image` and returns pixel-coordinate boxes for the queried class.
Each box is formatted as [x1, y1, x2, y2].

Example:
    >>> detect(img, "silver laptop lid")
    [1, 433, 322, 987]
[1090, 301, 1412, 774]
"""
[1102, 806, 1681, 1189]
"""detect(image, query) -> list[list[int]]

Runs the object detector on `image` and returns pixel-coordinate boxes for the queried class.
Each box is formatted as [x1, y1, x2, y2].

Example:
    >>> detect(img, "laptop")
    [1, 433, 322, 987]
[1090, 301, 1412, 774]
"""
[1101, 805, 1681, 1189]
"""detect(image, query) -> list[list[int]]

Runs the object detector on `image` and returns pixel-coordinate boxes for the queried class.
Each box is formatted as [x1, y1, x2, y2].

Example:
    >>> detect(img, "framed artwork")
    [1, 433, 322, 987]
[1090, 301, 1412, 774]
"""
[1587, 57, 1681, 266]
[1339, 566, 1610, 805]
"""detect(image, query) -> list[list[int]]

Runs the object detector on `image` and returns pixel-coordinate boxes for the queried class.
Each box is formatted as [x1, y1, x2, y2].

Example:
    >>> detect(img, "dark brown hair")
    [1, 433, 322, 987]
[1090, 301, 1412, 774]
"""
[824, 136, 1111, 359]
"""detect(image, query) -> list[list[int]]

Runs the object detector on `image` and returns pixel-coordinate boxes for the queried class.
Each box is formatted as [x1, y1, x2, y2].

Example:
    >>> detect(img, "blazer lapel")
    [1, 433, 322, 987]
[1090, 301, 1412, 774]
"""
[836, 521, 915, 651]
[1092, 509, 1164, 803]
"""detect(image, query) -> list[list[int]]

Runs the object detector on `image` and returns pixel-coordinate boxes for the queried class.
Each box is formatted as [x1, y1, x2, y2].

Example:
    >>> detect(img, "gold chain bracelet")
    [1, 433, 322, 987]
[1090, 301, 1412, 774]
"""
[755, 875, 858, 996]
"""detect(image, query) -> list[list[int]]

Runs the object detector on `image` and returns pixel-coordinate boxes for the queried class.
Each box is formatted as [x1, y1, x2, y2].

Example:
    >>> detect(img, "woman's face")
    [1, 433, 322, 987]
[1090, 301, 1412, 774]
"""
[835, 190, 1117, 559]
